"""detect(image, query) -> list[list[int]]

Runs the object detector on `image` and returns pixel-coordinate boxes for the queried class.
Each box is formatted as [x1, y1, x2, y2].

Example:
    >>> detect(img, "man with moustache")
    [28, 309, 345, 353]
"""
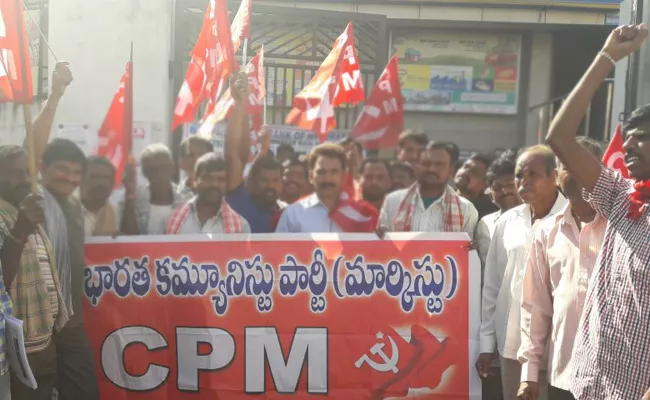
[281, 158, 310, 204]
[276, 144, 378, 233]
[455, 153, 499, 219]
[518, 138, 605, 400]
[476, 150, 522, 265]
[0, 145, 69, 400]
[224, 73, 286, 233]
[478, 145, 566, 400]
[546, 24, 650, 400]
[167, 153, 250, 234]
[474, 150, 521, 400]
[359, 158, 392, 210]
[26, 61, 99, 400]
[379, 142, 478, 236]
[80, 156, 118, 237]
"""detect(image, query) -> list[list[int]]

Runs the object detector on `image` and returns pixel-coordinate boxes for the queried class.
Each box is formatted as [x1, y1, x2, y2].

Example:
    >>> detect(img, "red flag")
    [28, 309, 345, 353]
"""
[333, 23, 364, 106]
[198, 49, 264, 138]
[407, 325, 459, 390]
[0, 0, 33, 103]
[330, 193, 378, 233]
[97, 60, 133, 187]
[603, 124, 629, 179]
[286, 22, 364, 142]
[341, 171, 363, 201]
[351, 55, 404, 150]
[230, 0, 251, 52]
[171, 0, 238, 131]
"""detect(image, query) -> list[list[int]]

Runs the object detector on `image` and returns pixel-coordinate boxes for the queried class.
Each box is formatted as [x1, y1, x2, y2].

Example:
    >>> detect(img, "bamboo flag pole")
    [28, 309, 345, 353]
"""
[22, 1, 61, 192]
[23, 2, 58, 62]
[242, 38, 249, 69]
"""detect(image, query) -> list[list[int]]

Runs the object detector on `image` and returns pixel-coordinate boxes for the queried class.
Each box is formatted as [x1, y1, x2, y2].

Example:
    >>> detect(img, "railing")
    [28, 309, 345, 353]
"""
[528, 78, 615, 143]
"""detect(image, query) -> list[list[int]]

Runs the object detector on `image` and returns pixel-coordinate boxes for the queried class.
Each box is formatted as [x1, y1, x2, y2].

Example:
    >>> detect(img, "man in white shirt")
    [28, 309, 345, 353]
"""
[475, 150, 522, 264]
[379, 141, 478, 237]
[119, 144, 186, 235]
[276, 144, 378, 233]
[276, 144, 347, 233]
[477, 145, 567, 400]
[167, 153, 250, 234]
[473, 149, 521, 400]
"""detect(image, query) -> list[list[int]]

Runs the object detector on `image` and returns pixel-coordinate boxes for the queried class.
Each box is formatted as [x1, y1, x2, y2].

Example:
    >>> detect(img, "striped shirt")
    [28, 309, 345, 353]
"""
[571, 167, 650, 399]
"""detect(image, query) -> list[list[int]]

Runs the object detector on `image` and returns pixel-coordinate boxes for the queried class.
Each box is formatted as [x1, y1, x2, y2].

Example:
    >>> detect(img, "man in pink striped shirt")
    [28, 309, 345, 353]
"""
[517, 137, 606, 400]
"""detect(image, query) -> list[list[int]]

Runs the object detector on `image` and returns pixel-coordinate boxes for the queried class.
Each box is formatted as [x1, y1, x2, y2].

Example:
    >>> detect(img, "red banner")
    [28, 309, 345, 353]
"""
[83, 234, 481, 399]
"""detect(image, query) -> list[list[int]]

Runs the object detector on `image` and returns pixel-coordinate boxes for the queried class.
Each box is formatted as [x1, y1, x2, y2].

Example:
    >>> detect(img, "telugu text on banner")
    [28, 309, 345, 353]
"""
[83, 233, 481, 399]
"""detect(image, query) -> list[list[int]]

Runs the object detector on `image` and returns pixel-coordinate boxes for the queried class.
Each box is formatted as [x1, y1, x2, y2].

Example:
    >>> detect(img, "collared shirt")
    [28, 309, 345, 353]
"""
[570, 167, 650, 400]
[379, 187, 479, 238]
[475, 210, 502, 266]
[519, 205, 605, 390]
[0, 260, 13, 375]
[117, 183, 187, 234]
[227, 184, 286, 233]
[480, 193, 567, 360]
[275, 193, 343, 233]
[175, 199, 251, 234]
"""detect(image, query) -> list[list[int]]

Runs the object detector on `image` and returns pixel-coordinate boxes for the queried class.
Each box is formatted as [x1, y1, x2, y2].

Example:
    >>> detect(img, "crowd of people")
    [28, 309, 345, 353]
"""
[0, 24, 649, 400]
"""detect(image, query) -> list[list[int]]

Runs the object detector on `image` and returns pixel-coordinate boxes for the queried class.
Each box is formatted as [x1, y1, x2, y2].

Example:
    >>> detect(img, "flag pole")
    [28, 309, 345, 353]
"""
[242, 38, 248, 68]
[15, 0, 37, 192]
[22, 2, 58, 62]
[126, 42, 134, 166]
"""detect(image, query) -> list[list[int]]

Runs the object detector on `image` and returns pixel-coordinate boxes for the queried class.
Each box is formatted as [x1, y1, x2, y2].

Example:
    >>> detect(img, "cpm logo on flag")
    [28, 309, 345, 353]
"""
[351, 55, 404, 150]
[286, 22, 364, 142]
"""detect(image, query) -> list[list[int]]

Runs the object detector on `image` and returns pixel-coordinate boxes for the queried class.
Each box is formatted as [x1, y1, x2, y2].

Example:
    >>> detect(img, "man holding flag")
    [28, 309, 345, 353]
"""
[24, 63, 100, 400]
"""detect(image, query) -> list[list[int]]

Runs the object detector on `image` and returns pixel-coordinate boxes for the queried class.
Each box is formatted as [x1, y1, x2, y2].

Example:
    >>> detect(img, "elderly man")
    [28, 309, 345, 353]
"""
[478, 145, 566, 400]
[120, 143, 186, 235]
[518, 138, 605, 400]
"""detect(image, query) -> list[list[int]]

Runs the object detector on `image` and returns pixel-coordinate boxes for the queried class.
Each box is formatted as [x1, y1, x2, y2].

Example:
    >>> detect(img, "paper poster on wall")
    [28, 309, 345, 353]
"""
[391, 31, 521, 115]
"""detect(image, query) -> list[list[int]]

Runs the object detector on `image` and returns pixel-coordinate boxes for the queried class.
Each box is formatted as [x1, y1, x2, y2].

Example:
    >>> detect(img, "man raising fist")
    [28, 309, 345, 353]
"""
[546, 24, 650, 400]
